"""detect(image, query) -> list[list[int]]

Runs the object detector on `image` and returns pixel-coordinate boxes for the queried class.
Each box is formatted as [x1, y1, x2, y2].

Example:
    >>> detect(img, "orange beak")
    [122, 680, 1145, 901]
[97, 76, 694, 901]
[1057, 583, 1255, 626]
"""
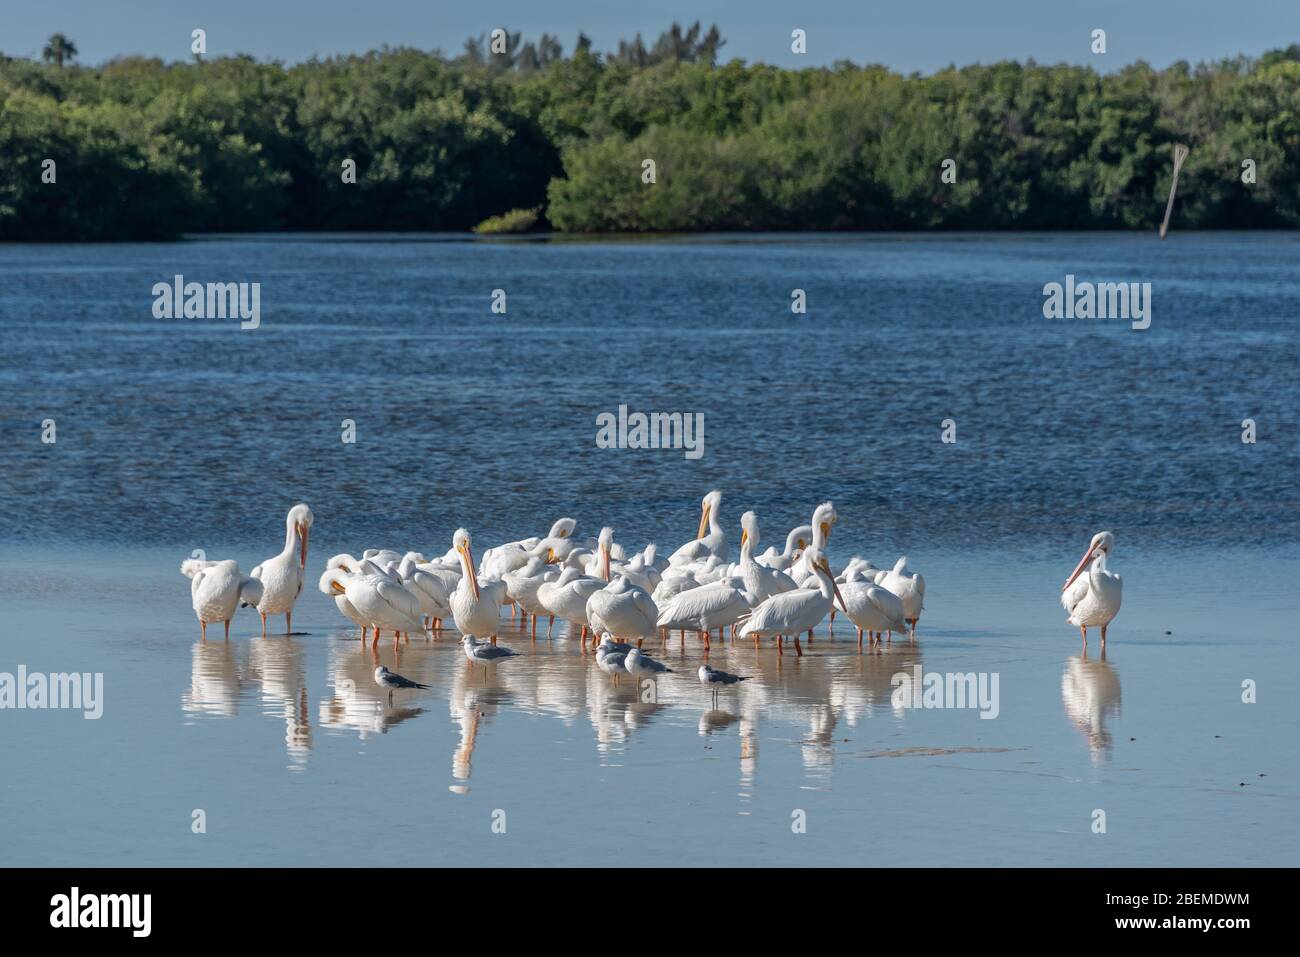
[822, 561, 848, 613]
[602, 545, 611, 582]
[696, 505, 710, 540]
[1062, 542, 1097, 591]
[298, 523, 310, 570]
[461, 544, 481, 600]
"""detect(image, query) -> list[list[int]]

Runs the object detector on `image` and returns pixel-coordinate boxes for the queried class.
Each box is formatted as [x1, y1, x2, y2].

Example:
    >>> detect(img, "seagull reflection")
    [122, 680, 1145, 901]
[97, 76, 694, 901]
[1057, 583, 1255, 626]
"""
[698, 708, 740, 735]
[318, 644, 427, 739]
[1061, 650, 1122, 764]
[585, 662, 667, 758]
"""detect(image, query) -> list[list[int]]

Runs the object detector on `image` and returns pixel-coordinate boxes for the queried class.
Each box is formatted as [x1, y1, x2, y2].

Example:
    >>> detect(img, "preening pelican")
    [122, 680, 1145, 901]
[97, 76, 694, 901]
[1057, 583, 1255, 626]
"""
[250, 503, 314, 636]
[395, 552, 453, 628]
[1061, 531, 1122, 647]
[657, 581, 755, 646]
[877, 556, 925, 639]
[450, 529, 508, 641]
[319, 567, 368, 638]
[588, 575, 660, 646]
[839, 567, 908, 649]
[538, 565, 605, 640]
[739, 547, 846, 656]
[325, 561, 424, 645]
[182, 558, 262, 639]
[503, 556, 556, 638]
[756, 524, 811, 571]
[668, 489, 727, 565]
[789, 503, 836, 585]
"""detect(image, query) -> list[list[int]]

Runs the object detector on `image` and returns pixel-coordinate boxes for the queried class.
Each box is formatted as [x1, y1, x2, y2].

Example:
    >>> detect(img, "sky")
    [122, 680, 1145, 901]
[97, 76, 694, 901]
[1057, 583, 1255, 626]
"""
[2, 1, 1298, 73]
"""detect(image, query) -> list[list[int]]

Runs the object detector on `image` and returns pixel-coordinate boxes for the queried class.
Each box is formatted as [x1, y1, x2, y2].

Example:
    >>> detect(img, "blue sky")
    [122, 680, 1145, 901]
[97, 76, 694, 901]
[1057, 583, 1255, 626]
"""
[3, 1, 1298, 72]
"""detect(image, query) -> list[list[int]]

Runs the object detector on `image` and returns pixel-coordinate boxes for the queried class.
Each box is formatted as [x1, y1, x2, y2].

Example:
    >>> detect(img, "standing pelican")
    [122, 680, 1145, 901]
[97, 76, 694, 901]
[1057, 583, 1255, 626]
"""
[877, 556, 925, 639]
[1061, 531, 1122, 647]
[737, 511, 798, 603]
[538, 565, 605, 640]
[839, 567, 908, 649]
[181, 558, 262, 639]
[397, 553, 453, 629]
[250, 503, 314, 636]
[738, 547, 846, 656]
[318, 567, 368, 638]
[668, 490, 727, 566]
[656, 581, 755, 647]
[450, 529, 508, 642]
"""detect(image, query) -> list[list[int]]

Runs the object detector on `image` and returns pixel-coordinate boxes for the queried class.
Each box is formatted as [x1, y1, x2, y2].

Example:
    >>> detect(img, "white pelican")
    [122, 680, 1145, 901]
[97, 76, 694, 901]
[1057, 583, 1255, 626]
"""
[526, 517, 579, 562]
[737, 511, 798, 603]
[181, 558, 262, 639]
[756, 524, 811, 571]
[878, 555, 926, 639]
[839, 567, 909, 649]
[502, 556, 556, 638]
[249, 503, 314, 636]
[789, 503, 836, 585]
[318, 567, 368, 638]
[326, 561, 425, 645]
[373, 665, 429, 703]
[656, 580, 754, 647]
[450, 529, 508, 642]
[1061, 531, 1122, 647]
[462, 635, 519, 680]
[537, 565, 605, 640]
[668, 489, 727, 565]
[396, 553, 453, 629]
[588, 575, 659, 647]
[738, 547, 846, 656]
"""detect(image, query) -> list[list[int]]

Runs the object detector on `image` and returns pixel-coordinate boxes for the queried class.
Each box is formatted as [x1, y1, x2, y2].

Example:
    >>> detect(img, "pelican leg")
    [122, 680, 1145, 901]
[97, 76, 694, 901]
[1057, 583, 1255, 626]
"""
[490, 633, 498, 646]
[777, 635, 784, 656]
[260, 612, 268, 638]
[372, 628, 381, 647]
[807, 628, 814, 645]
[857, 627, 863, 652]
[530, 615, 537, 640]
[794, 637, 804, 657]
[548, 615, 555, 637]
[286, 611, 292, 635]
[1080, 625, 1087, 647]
[224, 620, 231, 640]
[362, 626, 368, 643]
[200, 620, 207, 641]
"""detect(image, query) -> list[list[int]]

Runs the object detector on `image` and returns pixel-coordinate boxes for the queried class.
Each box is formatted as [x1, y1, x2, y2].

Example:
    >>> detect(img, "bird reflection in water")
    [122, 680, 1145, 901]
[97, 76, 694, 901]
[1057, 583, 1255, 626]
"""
[317, 641, 427, 739]
[447, 661, 514, 792]
[1061, 650, 1122, 764]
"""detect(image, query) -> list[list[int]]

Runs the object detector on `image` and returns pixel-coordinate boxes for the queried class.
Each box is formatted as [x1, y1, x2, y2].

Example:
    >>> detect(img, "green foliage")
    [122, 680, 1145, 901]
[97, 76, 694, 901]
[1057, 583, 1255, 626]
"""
[1, 27, 1298, 239]
[473, 205, 542, 233]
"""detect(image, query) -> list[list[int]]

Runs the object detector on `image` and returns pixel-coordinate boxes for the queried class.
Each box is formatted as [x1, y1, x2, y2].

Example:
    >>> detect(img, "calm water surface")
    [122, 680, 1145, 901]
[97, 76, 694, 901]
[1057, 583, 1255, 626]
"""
[0, 234, 1297, 865]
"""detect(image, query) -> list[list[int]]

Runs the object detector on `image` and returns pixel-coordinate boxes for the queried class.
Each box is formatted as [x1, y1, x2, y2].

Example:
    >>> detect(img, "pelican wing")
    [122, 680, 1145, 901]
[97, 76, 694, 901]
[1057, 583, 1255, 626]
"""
[239, 576, 264, 607]
[375, 580, 422, 625]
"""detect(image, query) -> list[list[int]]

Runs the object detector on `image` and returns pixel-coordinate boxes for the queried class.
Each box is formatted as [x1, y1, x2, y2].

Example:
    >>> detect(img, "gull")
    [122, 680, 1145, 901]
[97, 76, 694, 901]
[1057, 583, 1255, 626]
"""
[698, 664, 750, 705]
[624, 647, 673, 681]
[374, 665, 429, 703]
[595, 644, 629, 685]
[462, 635, 519, 681]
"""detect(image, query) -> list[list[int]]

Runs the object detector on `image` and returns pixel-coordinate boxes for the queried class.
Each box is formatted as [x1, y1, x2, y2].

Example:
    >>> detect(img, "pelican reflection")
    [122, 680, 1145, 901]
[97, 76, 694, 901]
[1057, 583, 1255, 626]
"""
[1061, 651, 1122, 764]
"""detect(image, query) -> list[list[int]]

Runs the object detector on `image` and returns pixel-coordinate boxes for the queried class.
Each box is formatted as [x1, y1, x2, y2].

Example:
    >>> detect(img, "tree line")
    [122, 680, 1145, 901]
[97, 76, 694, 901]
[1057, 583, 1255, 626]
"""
[1, 25, 1298, 240]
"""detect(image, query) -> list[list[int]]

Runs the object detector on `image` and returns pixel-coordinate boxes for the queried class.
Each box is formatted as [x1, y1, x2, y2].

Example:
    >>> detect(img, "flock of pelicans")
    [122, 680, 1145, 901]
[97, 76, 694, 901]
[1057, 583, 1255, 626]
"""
[181, 491, 1124, 703]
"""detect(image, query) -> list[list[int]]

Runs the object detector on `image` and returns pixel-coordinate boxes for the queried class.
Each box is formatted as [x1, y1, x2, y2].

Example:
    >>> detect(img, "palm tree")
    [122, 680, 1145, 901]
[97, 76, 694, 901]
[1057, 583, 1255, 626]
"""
[42, 33, 77, 68]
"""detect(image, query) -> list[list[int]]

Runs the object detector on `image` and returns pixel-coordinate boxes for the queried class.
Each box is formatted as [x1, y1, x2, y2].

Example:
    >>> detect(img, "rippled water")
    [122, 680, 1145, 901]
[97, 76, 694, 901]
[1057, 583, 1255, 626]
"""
[1, 233, 1297, 866]
[2, 233, 1298, 551]
[1, 543, 1296, 866]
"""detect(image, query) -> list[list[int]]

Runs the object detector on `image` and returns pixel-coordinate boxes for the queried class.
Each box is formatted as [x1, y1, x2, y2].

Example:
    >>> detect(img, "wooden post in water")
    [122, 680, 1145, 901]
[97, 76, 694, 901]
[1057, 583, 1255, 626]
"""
[1159, 144, 1190, 240]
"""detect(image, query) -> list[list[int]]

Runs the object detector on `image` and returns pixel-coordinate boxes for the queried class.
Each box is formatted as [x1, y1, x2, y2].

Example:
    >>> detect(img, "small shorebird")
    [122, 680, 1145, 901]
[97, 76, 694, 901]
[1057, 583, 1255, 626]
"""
[1061, 531, 1123, 647]
[373, 665, 429, 703]
[461, 635, 519, 681]
[624, 647, 673, 681]
[698, 664, 749, 705]
[594, 643, 630, 685]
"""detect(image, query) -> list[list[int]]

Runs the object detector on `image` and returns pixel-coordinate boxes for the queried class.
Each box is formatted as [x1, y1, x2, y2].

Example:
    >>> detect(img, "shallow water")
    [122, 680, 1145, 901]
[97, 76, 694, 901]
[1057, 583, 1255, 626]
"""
[1, 233, 1297, 866]
[1, 543, 1295, 866]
